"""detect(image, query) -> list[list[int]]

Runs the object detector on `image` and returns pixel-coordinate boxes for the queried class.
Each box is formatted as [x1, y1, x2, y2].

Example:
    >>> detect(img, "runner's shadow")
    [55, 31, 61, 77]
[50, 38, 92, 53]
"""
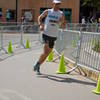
[38, 73, 96, 86]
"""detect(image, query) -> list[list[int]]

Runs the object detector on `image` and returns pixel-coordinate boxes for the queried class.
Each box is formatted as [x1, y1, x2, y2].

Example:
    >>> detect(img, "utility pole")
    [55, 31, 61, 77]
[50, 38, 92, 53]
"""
[16, 0, 18, 22]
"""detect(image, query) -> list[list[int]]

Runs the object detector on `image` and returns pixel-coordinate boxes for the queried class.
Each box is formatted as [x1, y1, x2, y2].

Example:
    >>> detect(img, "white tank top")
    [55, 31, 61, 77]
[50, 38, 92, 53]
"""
[43, 9, 63, 37]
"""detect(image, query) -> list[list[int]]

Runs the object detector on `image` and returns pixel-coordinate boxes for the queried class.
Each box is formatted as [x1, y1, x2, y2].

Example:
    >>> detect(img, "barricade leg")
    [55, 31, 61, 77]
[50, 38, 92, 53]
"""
[16, 25, 25, 48]
[0, 32, 7, 54]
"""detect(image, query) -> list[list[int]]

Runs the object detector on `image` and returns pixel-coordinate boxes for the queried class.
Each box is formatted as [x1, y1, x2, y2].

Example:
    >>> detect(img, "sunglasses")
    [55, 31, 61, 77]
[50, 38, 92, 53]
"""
[55, 3, 61, 5]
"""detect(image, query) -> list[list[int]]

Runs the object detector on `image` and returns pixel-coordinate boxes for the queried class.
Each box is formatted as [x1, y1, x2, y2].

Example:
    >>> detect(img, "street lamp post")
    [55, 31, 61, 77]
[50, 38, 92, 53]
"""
[16, 0, 18, 22]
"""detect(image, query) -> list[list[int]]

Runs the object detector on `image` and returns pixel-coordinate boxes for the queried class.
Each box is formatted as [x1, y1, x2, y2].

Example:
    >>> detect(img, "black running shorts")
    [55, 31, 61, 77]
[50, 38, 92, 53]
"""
[42, 34, 57, 48]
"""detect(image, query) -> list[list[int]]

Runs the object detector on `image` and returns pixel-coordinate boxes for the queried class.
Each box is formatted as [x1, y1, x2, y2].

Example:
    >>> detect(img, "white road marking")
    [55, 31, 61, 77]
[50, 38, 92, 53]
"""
[0, 88, 32, 100]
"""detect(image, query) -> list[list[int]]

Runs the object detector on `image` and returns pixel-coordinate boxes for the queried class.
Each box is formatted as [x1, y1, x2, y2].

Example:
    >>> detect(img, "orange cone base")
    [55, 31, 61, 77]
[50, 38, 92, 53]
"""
[92, 89, 100, 95]
[56, 70, 66, 74]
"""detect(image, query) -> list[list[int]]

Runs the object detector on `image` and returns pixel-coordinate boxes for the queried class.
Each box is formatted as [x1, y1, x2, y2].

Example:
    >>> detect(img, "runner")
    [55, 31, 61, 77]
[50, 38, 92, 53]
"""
[33, 0, 65, 75]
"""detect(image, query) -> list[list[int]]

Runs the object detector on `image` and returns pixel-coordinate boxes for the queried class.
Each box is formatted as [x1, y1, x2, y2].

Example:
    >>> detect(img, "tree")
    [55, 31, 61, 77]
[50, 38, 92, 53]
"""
[82, 0, 100, 10]
[81, 0, 100, 20]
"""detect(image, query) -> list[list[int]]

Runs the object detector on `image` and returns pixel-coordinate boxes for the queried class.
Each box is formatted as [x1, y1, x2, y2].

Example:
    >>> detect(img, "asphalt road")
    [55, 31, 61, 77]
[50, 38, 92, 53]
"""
[0, 41, 100, 100]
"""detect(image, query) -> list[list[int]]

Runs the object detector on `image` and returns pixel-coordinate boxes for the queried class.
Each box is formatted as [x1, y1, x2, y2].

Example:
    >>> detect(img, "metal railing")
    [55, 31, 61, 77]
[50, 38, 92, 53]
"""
[55, 29, 82, 73]
[0, 22, 100, 73]
[79, 31, 100, 71]
[66, 23, 100, 32]
[55, 28, 100, 73]
[0, 23, 39, 55]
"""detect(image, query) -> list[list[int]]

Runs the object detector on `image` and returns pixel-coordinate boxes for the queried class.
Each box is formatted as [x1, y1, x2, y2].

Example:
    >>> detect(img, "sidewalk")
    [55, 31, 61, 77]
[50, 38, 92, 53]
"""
[0, 43, 100, 100]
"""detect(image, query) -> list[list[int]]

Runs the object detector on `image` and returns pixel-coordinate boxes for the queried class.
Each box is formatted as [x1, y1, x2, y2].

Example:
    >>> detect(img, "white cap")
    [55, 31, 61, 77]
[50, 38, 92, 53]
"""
[53, 0, 61, 4]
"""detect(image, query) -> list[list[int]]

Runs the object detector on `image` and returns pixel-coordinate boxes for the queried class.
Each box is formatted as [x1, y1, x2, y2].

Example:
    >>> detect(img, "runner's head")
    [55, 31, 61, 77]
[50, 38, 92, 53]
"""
[52, 0, 61, 11]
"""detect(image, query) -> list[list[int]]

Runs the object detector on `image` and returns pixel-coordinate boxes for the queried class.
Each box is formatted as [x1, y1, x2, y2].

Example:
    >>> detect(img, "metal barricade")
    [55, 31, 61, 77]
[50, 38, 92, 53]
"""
[0, 23, 39, 54]
[0, 22, 100, 72]
[55, 29, 100, 73]
[0, 27, 7, 53]
[1, 25, 21, 46]
[55, 29, 81, 73]
[66, 23, 100, 32]
[79, 31, 100, 71]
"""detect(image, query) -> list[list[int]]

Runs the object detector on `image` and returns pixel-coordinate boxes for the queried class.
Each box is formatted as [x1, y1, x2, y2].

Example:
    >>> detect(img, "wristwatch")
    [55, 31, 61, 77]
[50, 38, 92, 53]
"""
[38, 23, 42, 26]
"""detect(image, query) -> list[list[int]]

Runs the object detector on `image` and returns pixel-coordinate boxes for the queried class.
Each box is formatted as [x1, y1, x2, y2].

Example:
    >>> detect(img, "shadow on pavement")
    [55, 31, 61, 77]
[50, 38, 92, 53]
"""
[37, 73, 96, 86]
[0, 43, 42, 62]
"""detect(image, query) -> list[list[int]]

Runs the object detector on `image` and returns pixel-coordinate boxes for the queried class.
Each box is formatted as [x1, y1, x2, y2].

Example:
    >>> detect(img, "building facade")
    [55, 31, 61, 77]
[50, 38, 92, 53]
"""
[0, 0, 80, 23]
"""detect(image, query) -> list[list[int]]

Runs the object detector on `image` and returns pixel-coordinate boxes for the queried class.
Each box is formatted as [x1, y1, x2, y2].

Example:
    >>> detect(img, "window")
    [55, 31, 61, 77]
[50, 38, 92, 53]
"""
[22, 9, 33, 22]
[6, 9, 16, 21]
[60, 8, 72, 23]
[9, 10, 16, 20]
[0, 8, 2, 17]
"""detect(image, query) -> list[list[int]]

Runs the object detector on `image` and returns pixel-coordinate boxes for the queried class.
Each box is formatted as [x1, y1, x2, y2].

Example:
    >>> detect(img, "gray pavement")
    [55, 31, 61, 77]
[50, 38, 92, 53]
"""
[0, 42, 100, 100]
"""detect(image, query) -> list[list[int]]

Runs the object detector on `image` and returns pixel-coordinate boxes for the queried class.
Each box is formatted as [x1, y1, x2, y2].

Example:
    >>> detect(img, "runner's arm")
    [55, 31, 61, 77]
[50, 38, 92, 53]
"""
[59, 13, 66, 30]
[38, 10, 48, 26]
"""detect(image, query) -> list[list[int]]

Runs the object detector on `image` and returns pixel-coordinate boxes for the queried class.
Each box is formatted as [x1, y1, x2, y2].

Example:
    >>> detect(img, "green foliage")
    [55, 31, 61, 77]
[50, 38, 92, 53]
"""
[93, 36, 100, 53]
[82, 0, 100, 9]
[72, 40, 76, 47]
[90, 38, 95, 46]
